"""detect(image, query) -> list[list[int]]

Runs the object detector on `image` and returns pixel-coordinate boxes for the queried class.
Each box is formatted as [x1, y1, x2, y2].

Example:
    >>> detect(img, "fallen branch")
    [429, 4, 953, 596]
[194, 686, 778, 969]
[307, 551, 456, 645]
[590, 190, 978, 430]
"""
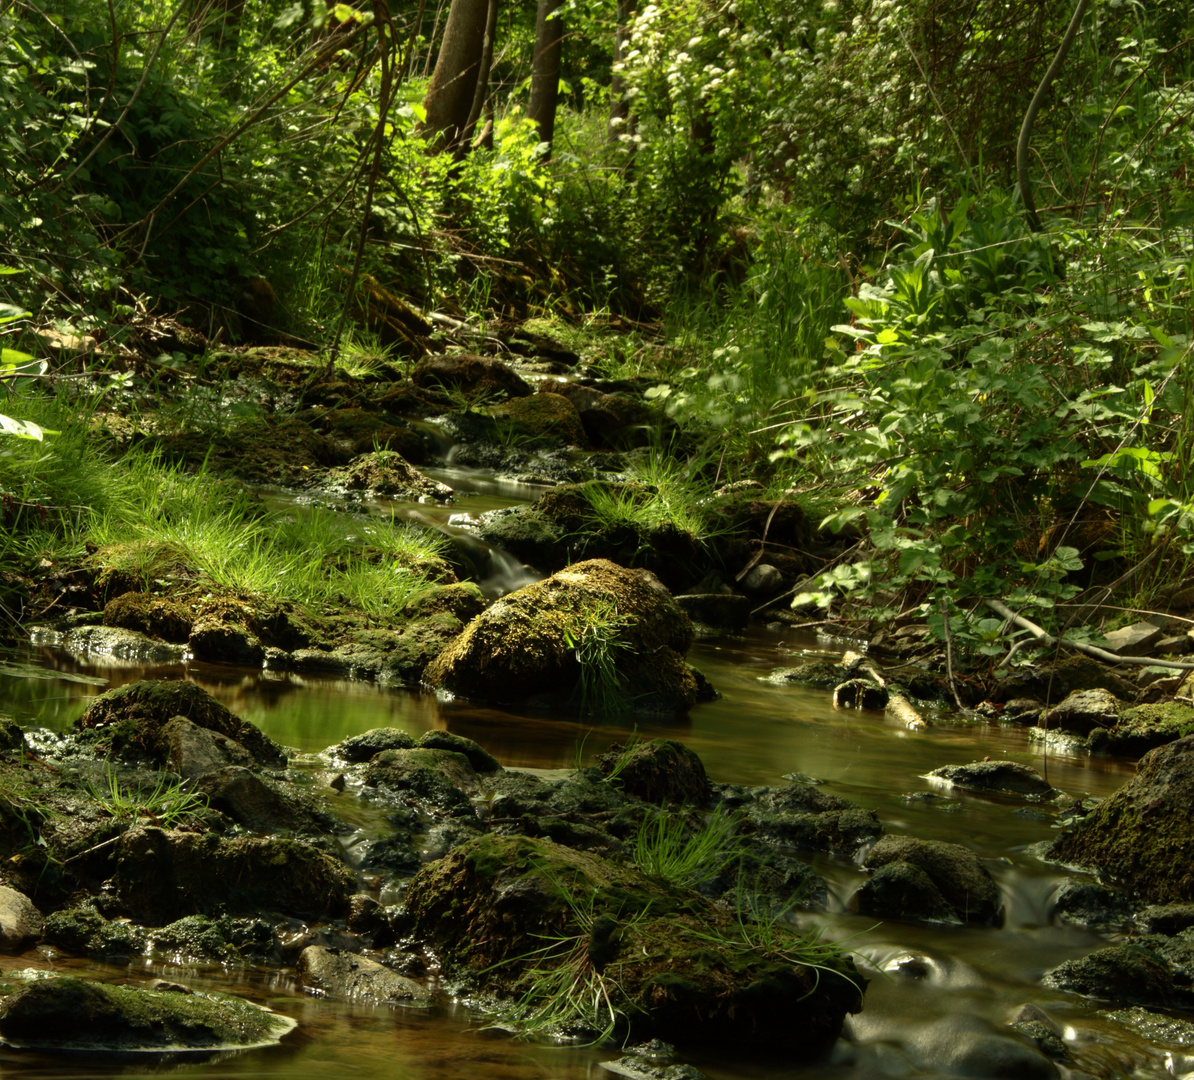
[985, 598, 1194, 671]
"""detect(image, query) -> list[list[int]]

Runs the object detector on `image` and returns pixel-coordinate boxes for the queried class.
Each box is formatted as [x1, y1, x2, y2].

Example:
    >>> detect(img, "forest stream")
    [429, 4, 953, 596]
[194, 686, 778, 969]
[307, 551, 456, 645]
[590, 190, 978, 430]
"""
[0, 600, 1182, 1080]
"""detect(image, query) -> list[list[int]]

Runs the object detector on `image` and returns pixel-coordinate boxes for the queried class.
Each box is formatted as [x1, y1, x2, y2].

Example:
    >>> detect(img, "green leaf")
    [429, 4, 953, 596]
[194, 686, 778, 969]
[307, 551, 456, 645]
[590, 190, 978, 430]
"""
[0, 414, 49, 440]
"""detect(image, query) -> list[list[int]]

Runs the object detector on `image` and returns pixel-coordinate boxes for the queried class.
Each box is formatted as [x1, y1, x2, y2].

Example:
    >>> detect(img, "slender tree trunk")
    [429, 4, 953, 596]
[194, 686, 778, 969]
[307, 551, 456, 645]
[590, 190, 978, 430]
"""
[420, 0, 489, 152]
[526, 0, 563, 156]
[462, 0, 498, 150]
[607, 0, 633, 140]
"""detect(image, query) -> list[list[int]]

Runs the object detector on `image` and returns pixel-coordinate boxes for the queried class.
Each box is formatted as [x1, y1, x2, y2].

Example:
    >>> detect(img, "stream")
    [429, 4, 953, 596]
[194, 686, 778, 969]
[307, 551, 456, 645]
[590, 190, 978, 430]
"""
[0, 465, 1187, 1080]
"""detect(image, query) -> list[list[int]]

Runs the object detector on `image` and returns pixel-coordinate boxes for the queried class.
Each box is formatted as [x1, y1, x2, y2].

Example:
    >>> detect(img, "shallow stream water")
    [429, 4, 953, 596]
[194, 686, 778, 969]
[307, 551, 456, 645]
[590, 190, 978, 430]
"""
[0, 468, 1187, 1079]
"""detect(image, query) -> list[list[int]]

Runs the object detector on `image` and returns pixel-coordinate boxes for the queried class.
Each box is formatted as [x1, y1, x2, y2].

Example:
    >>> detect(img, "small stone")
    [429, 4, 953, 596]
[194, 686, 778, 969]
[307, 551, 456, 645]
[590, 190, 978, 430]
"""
[928, 760, 1053, 796]
[0, 885, 43, 951]
[1102, 622, 1164, 656]
[740, 564, 784, 596]
[1042, 688, 1121, 736]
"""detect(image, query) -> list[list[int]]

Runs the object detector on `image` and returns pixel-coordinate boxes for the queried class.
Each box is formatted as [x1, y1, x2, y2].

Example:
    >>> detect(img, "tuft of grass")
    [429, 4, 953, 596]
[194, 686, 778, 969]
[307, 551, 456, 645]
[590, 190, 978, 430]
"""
[564, 599, 633, 717]
[632, 805, 741, 888]
[88, 768, 209, 829]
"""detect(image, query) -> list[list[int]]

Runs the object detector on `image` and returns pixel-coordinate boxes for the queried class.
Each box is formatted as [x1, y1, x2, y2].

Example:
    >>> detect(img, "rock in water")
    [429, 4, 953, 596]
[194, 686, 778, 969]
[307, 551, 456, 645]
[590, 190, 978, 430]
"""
[423, 559, 705, 714]
[0, 976, 295, 1051]
[1048, 733, 1194, 903]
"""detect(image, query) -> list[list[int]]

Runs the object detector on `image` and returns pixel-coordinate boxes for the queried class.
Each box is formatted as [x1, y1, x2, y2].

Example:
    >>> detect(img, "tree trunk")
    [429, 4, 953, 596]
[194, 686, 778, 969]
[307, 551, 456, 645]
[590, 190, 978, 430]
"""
[420, 0, 489, 152]
[462, 0, 499, 150]
[607, 0, 633, 140]
[526, 0, 563, 156]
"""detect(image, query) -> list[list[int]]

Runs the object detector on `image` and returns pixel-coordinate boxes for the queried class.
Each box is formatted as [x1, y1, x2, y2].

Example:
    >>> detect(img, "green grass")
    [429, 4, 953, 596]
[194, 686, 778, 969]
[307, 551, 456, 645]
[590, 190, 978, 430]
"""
[88, 767, 209, 829]
[564, 599, 633, 717]
[632, 805, 741, 888]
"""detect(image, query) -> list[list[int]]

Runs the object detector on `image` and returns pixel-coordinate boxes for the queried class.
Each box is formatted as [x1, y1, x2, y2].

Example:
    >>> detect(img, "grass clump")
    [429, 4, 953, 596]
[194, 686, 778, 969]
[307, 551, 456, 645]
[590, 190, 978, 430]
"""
[88, 768, 209, 829]
[633, 805, 741, 889]
[564, 599, 633, 717]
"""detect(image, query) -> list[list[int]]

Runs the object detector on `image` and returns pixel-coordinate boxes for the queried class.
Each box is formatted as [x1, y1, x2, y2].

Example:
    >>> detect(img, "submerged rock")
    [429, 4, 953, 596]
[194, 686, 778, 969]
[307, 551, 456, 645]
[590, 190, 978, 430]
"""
[404, 833, 863, 1053]
[858, 835, 1002, 925]
[78, 680, 286, 769]
[1047, 734, 1194, 903]
[297, 945, 431, 1005]
[927, 760, 1054, 797]
[0, 975, 294, 1052]
[424, 559, 705, 715]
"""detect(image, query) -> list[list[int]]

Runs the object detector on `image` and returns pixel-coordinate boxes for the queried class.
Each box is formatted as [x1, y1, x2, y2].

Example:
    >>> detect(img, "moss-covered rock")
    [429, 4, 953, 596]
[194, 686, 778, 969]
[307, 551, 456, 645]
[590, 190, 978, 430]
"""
[77, 680, 285, 768]
[482, 392, 587, 448]
[325, 450, 453, 501]
[596, 739, 711, 807]
[1090, 702, 1194, 758]
[111, 825, 352, 925]
[859, 835, 1002, 925]
[404, 833, 863, 1053]
[0, 975, 295, 1051]
[744, 782, 882, 859]
[1048, 734, 1194, 902]
[103, 593, 193, 643]
[411, 354, 532, 399]
[424, 559, 704, 715]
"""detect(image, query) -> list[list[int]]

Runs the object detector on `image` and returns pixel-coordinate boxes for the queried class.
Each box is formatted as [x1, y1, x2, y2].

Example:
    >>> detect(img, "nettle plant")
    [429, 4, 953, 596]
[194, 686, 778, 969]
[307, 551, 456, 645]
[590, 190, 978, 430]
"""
[779, 191, 1194, 662]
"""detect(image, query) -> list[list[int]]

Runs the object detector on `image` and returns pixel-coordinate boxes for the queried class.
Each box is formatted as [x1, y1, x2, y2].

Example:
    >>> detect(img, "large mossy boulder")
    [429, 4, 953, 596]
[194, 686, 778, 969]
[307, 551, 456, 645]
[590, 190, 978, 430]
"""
[403, 834, 863, 1053]
[0, 976, 295, 1052]
[111, 826, 353, 925]
[77, 680, 285, 768]
[1047, 734, 1194, 903]
[423, 559, 703, 714]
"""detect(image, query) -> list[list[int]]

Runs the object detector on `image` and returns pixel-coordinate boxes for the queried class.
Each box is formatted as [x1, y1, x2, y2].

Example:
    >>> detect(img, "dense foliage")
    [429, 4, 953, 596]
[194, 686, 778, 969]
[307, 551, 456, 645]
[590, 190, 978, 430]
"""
[1, 0, 1192, 660]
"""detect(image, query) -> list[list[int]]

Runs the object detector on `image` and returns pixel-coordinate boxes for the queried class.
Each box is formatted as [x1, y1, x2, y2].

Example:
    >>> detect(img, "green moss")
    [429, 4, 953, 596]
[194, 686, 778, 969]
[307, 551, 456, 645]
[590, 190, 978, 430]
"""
[1092, 702, 1194, 757]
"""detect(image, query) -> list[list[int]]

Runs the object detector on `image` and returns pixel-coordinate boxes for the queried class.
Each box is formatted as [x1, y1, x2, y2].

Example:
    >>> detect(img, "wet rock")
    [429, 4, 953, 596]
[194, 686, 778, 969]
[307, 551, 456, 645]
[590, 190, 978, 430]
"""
[364, 748, 483, 809]
[417, 730, 502, 773]
[103, 593, 193, 643]
[1134, 903, 1194, 936]
[326, 450, 453, 501]
[855, 861, 961, 924]
[1089, 702, 1194, 758]
[675, 593, 750, 631]
[424, 559, 703, 715]
[78, 680, 286, 769]
[0, 885, 42, 951]
[1002, 698, 1046, 723]
[189, 617, 265, 667]
[483, 393, 588, 448]
[405, 833, 864, 1052]
[537, 380, 663, 449]
[1009, 1004, 1069, 1062]
[767, 660, 848, 690]
[832, 679, 888, 710]
[740, 564, 784, 596]
[192, 767, 337, 833]
[861, 835, 1002, 925]
[986, 656, 1136, 705]
[112, 825, 353, 925]
[907, 1015, 1059, 1079]
[62, 624, 188, 664]
[162, 716, 257, 780]
[355, 834, 423, 875]
[1050, 881, 1132, 929]
[927, 760, 1054, 797]
[0, 975, 295, 1051]
[470, 507, 566, 569]
[337, 727, 417, 763]
[146, 914, 277, 964]
[0, 717, 25, 753]
[1042, 688, 1121, 736]
[596, 739, 711, 807]
[297, 945, 431, 1005]
[745, 783, 882, 859]
[411, 353, 532, 399]
[42, 907, 146, 958]
[1042, 943, 1192, 1009]
[1047, 734, 1194, 903]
